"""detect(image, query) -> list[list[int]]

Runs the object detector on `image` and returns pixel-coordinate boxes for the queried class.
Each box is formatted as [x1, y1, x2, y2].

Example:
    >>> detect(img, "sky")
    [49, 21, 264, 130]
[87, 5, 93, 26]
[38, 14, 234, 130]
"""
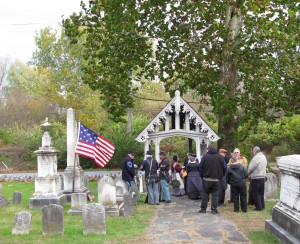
[0, 0, 86, 63]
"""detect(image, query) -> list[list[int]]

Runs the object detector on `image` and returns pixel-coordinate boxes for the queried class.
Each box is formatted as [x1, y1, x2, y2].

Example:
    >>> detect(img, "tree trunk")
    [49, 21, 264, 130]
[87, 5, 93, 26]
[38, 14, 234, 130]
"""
[217, 3, 242, 150]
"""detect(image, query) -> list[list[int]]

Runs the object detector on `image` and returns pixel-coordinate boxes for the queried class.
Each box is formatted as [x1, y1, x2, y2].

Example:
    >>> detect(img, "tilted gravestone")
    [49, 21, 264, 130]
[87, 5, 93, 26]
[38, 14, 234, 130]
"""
[98, 175, 119, 216]
[129, 186, 139, 206]
[68, 193, 87, 215]
[12, 212, 32, 235]
[42, 204, 64, 235]
[82, 203, 106, 235]
[264, 172, 278, 200]
[123, 192, 132, 217]
[0, 193, 9, 208]
[13, 192, 22, 204]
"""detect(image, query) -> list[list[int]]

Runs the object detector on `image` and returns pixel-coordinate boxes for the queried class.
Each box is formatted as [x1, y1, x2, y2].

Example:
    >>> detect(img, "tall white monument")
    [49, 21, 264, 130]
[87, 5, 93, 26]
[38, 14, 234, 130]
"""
[29, 118, 66, 209]
[63, 109, 87, 201]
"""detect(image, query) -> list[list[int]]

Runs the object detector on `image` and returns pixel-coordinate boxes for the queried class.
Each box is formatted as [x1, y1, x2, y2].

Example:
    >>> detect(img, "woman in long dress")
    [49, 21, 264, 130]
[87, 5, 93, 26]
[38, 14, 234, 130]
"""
[170, 155, 179, 180]
[172, 164, 185, 196]
[186, 154, 203, 200]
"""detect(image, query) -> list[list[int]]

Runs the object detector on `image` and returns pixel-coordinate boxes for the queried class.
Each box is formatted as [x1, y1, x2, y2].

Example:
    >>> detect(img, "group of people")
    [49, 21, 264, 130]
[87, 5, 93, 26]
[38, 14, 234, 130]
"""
[121, 144, 268, 214]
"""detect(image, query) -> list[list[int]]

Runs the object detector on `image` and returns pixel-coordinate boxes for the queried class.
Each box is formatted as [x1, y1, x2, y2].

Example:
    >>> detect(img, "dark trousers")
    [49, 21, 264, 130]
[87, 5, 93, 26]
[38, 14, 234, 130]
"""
[201, 180, 219, 212]
[231, 183, 247, 212]
[251, 178, 265, 210]
[248, 179, 254, 205]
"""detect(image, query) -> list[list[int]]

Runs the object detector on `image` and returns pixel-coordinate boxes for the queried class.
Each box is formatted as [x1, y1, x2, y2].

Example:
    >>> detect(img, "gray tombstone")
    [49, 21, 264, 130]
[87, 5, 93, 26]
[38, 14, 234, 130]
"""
[116, 186, 124, 205]
[98, 175, 119, 216]
[225, 184, 231, 202]
[42, 204, 64, 235]
[12, 212, 32, 235]
[60, 174, 64, 191]
[129, 186, 138, 206]
[82, 203, 106, 235]
[264, 172, 278, 200]
[84, 175, 89, 190]
[13, 192, 22, 204]
[123, 192, 133, 217]
[68, 193, 87, 215]
[0, 193, 9, 208]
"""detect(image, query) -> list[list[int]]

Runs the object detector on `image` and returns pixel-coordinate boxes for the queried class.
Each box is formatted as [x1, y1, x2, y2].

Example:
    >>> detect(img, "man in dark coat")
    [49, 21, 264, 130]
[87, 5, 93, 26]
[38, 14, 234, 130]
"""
[122, 150, 136, 189]
[199, 144, 227, 214]
[140, 150, 159, 205]
[218, 148, 229, 206]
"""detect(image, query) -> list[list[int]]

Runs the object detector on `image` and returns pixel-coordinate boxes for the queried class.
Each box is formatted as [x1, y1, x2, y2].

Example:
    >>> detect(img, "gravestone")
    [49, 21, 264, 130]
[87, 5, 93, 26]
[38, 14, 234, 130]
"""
[84, 175, 89, 190]
[82, 203, 106, 235]
[265, 154, 300, 244]
[29, 118, 66, 209]
[60, 174, 64, 191]
[13, 192, 22, 204]
[116, 186, 124, 205]
[0, 193, 9, 208]
[98, 175, 119, 216]
[123, 192, 132, 217]
[68, 193, 87, 215]
[12, 212, 32, 235]
[225, 184, 231, 202]
[139, 172, 144, 193]
[129, 186, 139, 206]
[264, 173, 278, 200]
[42, 204, 64, 235]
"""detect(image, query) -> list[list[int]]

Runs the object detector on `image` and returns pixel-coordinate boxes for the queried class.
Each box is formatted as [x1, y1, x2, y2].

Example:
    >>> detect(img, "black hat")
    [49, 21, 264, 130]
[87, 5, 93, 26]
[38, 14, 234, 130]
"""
[146, 150, 152, 155]
[128, 150, 134, 156]
[191, 153, 197, 157]
[159, 151, 166, 156]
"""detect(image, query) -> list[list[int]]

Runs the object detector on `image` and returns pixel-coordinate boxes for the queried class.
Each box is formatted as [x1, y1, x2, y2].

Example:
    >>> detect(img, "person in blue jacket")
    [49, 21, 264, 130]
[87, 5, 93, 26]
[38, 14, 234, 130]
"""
[122, 150, 136, 189]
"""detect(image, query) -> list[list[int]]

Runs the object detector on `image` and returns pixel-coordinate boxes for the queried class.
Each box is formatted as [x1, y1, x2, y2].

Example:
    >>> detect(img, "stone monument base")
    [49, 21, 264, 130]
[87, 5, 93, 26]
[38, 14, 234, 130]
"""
[29, 195, 67, 210]
[105, 206, 119, 217]
[265, 220, 299, 244]
[265, 202, 300, 243]
[0, 194, 9, 208]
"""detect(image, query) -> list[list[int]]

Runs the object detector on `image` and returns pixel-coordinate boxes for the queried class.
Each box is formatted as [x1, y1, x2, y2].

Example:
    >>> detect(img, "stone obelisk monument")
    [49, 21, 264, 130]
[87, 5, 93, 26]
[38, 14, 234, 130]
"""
[29, 118, 66, 209]
[63, 108, 87, 201]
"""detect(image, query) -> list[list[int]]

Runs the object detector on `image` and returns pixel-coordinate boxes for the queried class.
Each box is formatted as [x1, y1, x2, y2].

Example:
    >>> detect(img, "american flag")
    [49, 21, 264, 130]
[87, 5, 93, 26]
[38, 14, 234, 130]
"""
[75, 123, 115, 168]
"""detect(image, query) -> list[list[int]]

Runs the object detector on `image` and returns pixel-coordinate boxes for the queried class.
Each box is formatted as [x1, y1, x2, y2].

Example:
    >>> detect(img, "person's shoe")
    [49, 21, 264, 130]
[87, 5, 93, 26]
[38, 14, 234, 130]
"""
[160, 199, 165, 202]
[211, 210, 219, 215]
[156, 203, 159, 205]
[218, 203, 226, 207]
[242, 210, 247, 213]
[253, 208, 262, 211]
[165, 200, 171, 203]
[198, 209, 206, 213]
[234, 210, 239, 213]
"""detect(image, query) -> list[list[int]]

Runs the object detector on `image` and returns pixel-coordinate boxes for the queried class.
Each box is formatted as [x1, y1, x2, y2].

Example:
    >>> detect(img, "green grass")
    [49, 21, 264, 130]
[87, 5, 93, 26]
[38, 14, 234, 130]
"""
[0, 181, 155, 243]
[248, 231, 281, 244]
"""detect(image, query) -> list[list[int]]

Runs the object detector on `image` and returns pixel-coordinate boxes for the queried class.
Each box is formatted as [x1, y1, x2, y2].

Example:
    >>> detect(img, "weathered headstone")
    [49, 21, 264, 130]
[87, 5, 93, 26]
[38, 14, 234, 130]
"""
[129, 186, 139, 206]
[84, 175, 89, 190]
[29, 118, 66, 209]
[12, 212, 32, 235]
[0, 193, 9, 208]
[68, 193, 87, 215]
[60, 174, 64, 191]
[139, 172, 144, 193]
[82, 203, 106, 235]
[225, 184, 231, 202]
[264, 172, 278, 200]
[116, 186, 124, 205]
[42, 204, 64, 235]
[123, 192, 132, 217]
[266, 154, 300, 243]
[13, 192, 22, 204]
[98, 175, 119, 216]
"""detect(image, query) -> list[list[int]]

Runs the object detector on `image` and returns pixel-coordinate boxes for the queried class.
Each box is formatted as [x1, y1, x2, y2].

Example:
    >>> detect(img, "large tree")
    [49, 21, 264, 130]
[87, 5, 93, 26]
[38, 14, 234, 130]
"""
[63, 0, 299, 149]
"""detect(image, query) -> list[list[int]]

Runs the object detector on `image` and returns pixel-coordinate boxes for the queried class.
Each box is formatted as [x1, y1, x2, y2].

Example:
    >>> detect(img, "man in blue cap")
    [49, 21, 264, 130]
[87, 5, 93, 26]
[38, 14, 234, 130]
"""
[122, 150, 136, 189]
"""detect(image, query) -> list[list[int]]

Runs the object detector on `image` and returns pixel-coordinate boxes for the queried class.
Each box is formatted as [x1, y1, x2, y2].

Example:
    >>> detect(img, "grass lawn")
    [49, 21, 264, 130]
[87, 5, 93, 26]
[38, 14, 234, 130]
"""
[219, 186, 280, 244]
[0, 181, 156, 244]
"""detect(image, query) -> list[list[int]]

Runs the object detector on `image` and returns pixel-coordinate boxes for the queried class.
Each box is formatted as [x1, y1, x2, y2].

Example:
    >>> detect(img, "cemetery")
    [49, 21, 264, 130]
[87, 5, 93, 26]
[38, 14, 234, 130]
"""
[0, 1, 299, 243]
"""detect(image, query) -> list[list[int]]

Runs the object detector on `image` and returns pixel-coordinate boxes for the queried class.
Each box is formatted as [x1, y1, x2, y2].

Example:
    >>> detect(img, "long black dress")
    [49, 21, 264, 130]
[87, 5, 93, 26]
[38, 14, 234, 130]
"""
[186, 161, 203, 199]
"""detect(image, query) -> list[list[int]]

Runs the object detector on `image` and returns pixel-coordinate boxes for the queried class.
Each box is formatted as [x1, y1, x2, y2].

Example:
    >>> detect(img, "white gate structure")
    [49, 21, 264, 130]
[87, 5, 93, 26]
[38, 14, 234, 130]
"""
[135, 90, 220, 161]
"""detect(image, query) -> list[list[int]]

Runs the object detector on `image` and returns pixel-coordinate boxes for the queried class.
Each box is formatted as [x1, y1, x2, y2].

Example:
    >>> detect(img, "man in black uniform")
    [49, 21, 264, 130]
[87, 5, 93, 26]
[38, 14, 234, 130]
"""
[122, 150, 136, 189]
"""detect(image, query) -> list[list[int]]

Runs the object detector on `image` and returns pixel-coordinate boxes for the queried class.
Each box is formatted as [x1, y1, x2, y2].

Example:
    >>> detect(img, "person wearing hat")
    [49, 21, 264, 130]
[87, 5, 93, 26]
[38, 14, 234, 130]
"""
[159, 151, 171, 203]
[199, 144, 227, 214]
[140, 150, 160, 205]
[122, 150, 136, 189]
[186, 153, 203, 200]
[218, 148, 229, 206]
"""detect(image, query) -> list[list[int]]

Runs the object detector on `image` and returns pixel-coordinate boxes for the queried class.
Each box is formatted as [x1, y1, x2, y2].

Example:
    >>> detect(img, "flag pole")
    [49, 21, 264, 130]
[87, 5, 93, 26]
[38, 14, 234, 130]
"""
[73, 121, 80, 193]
